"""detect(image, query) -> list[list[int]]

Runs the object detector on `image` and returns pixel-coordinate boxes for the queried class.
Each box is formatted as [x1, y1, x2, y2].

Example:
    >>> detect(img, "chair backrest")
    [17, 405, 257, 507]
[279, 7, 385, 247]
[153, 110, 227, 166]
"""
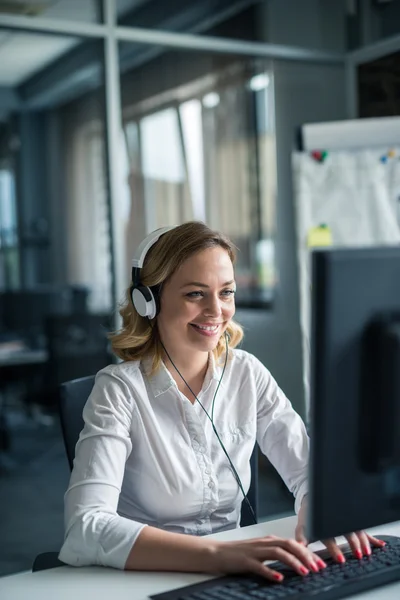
[59, 375, 258, 524]
[241, 446, 259, 526]
[59, 375, 95, 471]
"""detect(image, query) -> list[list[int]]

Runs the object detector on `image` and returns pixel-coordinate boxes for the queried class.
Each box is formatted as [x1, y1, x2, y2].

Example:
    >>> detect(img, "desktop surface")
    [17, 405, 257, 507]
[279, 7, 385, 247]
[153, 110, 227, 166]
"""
[1, 516, 400, 600]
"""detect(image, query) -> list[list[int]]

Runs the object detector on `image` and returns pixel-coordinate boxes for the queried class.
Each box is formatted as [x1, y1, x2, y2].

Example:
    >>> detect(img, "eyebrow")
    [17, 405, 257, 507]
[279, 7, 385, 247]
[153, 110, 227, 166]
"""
[180, 280, 235, 289]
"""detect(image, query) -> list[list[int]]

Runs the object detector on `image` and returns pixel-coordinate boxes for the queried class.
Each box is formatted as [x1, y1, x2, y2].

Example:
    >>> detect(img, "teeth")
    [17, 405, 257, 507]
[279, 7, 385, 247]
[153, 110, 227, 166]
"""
[193, 324, 219, 331]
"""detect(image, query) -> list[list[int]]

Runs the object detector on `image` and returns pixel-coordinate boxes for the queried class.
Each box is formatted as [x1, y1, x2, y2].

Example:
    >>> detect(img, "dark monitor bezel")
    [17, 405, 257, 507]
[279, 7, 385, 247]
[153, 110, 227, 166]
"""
[308, 246, 400, 541]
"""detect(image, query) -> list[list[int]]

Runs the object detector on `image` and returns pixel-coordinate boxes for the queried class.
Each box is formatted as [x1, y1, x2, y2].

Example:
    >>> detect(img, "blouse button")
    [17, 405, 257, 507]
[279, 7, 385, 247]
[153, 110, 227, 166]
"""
[208, 481, 215, 489]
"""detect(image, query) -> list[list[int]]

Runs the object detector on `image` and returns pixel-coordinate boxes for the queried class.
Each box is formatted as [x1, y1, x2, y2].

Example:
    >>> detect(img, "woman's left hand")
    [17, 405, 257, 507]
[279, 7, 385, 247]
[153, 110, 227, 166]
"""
[295, 496, 386, 562]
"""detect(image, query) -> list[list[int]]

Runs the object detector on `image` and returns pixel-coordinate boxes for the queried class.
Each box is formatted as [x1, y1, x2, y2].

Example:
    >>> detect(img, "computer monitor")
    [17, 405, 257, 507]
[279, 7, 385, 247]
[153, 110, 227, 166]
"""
[308, 246, 400, 542]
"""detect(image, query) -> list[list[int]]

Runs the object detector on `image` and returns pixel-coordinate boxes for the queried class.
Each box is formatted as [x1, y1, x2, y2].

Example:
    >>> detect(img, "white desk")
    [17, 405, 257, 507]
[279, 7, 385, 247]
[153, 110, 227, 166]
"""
[1, 516, 400, 600]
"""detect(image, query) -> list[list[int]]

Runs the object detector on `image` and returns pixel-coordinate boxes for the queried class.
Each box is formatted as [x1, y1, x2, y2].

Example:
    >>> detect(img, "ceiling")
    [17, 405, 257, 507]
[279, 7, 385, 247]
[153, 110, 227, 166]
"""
[0, 0, 150, 86]
[0, 31, 78, 86]
[0, 0, 144, 21]
[0, 0, 262, 112]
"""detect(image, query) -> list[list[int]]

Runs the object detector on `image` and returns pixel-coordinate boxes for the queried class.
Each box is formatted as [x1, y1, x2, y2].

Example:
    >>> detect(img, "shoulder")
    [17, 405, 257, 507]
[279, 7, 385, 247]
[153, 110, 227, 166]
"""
[230, 349, 271, 375]
[95, 360, 143, 383]
[229, 349, 275, 393]
[88, 361, 145, 411]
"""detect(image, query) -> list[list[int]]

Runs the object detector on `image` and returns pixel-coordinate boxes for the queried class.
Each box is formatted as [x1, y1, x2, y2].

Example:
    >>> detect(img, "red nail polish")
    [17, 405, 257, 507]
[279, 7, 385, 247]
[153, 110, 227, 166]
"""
[317, 559, 327, 569]
[300, 567, 309, 575]
[273, 573, 283, 581]
[355, 549, 362, 559]
[363, 546, 371, 556]
[337, 554, 346, 564]
[310, 562, 319, 573]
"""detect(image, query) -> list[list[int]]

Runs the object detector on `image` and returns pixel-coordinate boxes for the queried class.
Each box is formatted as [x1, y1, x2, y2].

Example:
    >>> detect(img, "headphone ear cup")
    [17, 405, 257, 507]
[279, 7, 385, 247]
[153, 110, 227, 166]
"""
[151, 284, 161, 318]
[132, 286, 157, 319]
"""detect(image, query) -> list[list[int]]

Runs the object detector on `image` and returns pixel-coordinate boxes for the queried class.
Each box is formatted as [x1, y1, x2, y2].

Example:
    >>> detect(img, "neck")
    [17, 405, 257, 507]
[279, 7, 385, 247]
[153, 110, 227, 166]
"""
[163, 349, 208, 380]
[162, 348, 209, 401]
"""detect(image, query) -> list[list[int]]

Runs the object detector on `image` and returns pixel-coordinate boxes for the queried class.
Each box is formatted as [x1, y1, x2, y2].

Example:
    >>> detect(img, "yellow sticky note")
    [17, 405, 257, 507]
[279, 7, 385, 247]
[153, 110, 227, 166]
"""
[307, 224, 332, 248]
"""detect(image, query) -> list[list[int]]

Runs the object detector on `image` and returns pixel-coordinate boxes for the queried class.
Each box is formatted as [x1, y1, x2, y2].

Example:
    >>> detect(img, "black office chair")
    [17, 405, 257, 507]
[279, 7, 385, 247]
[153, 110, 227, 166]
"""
[33, 375, 259, 571]
[59, 375, 96, 471]
[32, 375, 96, 572]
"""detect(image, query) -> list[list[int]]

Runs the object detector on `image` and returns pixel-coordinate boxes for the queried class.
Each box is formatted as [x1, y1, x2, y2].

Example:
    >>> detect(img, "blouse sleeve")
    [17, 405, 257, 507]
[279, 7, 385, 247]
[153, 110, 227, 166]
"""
[252, 355, 309, 514]
[58, 368, 147, 569]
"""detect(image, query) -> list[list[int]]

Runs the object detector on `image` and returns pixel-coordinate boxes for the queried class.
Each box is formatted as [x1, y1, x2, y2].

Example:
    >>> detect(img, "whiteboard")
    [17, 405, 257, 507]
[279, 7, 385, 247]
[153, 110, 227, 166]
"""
[292, 147, 400, 414]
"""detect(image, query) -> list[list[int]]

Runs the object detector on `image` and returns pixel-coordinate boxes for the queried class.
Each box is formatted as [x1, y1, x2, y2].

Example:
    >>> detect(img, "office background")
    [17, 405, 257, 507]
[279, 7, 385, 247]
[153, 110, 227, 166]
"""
[0, 0, 399, 578]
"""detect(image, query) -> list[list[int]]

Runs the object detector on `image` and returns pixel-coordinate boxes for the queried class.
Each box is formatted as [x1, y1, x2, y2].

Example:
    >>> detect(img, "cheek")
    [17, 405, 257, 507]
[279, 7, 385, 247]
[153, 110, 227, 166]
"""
[183, 303, 202, 321]
[224, 302, 236, 320]
[157, 302, 182, 332]
[161, 298, 197, 323]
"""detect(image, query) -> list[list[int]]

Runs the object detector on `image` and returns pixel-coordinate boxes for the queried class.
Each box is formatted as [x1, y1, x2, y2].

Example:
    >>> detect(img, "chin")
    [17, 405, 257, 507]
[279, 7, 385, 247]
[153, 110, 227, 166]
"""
[188, 337, 219, 353]
[205, 337, 222, 352]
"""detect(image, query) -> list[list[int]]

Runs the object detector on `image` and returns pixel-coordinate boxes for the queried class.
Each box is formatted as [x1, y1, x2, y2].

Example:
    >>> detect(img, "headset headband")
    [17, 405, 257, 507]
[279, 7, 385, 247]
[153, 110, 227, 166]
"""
[132, 226, 174, 271]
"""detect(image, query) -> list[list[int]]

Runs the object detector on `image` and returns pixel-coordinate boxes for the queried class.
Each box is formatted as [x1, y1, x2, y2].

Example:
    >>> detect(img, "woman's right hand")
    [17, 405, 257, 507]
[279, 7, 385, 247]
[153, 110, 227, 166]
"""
[209, 535, 327, 582]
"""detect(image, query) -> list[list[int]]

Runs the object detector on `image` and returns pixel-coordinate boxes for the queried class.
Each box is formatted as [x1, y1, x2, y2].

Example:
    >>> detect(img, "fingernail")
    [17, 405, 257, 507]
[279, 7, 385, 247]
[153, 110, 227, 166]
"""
[337, 553, 346, 564]
[355, 549, 362, 559]
[378, 540, 386, 546]
[273, 573, 283, 582]
[309, 562, 319, 573]
[300, 567, 309, 575]
[363, 546, 371, 556]
[317, 559, 327, 569]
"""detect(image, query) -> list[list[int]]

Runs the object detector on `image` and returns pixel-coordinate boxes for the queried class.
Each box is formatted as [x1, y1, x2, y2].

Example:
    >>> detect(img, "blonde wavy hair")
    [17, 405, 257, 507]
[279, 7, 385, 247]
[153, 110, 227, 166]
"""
[110, 221, 244, 373]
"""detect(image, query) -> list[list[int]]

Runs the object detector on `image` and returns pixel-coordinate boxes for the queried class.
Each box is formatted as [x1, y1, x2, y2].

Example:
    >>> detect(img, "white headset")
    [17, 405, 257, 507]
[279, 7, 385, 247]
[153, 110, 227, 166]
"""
[131, 226, 174, 319]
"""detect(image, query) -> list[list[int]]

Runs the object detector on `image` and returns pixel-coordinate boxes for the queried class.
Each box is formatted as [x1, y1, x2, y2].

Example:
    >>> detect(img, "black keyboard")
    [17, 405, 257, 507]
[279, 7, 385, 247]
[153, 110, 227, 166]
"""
[150, 535, 400, 600]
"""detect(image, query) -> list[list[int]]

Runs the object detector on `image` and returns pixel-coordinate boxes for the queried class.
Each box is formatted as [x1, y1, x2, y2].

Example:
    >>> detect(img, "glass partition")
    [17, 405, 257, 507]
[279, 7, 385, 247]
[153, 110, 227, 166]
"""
[0, 159, 19, 288]
[0, 28, 112, 311]
[119, 45, 277, 306]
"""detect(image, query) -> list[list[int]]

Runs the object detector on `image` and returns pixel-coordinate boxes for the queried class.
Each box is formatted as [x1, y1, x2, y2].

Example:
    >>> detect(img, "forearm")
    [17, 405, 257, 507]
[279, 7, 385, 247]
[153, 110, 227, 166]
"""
[125, 525, 218, 573]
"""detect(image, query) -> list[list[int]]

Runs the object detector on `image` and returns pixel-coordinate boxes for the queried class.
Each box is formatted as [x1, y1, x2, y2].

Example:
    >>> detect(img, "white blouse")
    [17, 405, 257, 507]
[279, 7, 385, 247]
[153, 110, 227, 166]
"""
[58, 349, 309, 570]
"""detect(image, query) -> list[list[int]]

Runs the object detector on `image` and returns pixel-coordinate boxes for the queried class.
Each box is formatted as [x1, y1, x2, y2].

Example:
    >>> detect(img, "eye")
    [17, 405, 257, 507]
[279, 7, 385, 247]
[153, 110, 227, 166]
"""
[186, 291, 204, 298]
[221, 289, 236, 297]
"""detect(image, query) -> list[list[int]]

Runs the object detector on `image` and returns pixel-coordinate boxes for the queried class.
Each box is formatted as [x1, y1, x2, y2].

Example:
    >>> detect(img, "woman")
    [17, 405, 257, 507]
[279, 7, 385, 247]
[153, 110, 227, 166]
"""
[59, 221, 383, 581]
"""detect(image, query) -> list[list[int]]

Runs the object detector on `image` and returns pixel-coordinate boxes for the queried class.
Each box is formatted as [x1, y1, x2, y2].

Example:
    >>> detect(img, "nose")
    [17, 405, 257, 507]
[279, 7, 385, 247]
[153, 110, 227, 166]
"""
[204, 293, 222, 318]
